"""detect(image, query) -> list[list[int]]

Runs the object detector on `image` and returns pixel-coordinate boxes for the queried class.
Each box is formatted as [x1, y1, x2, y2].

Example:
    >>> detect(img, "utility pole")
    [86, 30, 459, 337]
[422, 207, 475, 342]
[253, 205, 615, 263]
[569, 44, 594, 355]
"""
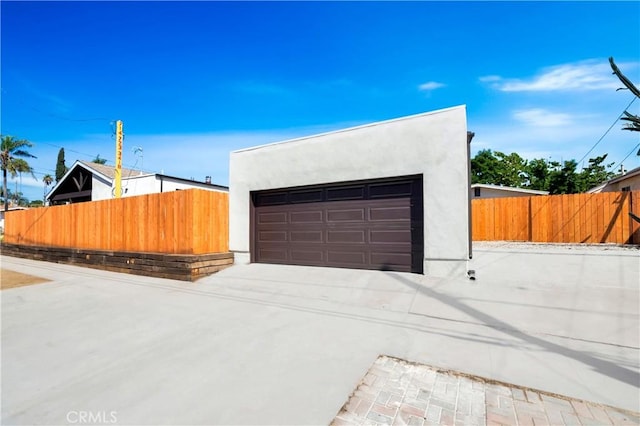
[114, 120, 123, 198]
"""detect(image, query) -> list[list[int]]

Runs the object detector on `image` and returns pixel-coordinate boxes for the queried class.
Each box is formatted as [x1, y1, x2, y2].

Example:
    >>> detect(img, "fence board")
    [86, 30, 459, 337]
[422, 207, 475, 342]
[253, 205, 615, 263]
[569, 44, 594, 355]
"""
[472, 191, 639, 244]
[3, 189, 229, 254]
[632, 191, 640, 244]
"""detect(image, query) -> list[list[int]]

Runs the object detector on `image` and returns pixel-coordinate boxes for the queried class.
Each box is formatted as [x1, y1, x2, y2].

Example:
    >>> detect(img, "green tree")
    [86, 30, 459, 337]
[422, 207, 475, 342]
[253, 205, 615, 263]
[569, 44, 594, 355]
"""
[1, 187, 31, 207]
[92, 154, 107, 165]
[471, 149, 502, 184]
[13, 158, 35, 198]
[577, 154, 616, 192]
[609, 57, 640, 133]
[547, 160, 580, 194]
[56, 148, 68, 182]
[471, 149, 527, 187]
[0, 187, 13, 206]
[472, 150, 617, 194]
[524, 158, 550, 190]
[1, 135, 36, 211]
[494, 151, 527, 187]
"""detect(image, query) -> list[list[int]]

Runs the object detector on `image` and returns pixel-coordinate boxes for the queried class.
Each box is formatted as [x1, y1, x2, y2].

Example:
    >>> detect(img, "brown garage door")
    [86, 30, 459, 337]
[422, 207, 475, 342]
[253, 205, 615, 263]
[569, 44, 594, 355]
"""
[251, 175, 423, 273]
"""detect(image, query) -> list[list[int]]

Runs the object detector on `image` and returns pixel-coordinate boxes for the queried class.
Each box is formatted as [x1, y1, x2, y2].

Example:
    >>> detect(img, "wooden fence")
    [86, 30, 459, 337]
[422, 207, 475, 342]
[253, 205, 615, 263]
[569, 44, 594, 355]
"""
[472, 190, 640, 244]
[3, 189, 229, 254]
[5, 189, 638, 253]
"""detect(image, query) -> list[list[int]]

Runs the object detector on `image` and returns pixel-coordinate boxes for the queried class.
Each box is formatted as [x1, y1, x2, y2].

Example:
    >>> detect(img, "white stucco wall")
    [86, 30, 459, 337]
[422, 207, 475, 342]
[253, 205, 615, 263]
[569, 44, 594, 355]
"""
[229, 105, 470, 277]
[94, 174, 228, 201]
[602, 173, 640, 192]
[92, 176, 114, 201]
[471, 187, 546, 199]
[120, 175, 158, 197]
[158, 177, 228, 193]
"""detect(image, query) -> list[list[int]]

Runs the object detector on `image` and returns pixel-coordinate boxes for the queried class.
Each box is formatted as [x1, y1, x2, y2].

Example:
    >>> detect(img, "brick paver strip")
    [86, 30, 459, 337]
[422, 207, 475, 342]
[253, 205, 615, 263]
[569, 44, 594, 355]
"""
[331, 355, 640, 426]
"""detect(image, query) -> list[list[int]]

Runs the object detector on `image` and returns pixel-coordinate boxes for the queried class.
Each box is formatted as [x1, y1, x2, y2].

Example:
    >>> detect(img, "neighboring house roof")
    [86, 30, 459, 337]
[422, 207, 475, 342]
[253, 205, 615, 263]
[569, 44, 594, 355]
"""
[587, 166, 640, 193]
[587, 182, 607, 194]
[45, 160, 148, 201]
[46, 160, 228, 202]
[77, 161, 229, 190]
[77, 160, 145, 180]
[470, 184, 549, 195]
[0, 206, 29, 214]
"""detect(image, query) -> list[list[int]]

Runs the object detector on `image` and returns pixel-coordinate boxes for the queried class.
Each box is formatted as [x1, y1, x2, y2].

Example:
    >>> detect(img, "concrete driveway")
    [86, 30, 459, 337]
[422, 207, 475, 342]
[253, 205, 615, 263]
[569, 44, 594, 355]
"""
[1, 243, 638, 425]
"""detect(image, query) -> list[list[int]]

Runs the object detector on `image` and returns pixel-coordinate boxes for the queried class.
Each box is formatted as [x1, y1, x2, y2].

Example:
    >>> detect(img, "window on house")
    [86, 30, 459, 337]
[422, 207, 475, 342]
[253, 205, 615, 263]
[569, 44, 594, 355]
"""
[474, 187, 481, 197]
[622, 186, 631, 192]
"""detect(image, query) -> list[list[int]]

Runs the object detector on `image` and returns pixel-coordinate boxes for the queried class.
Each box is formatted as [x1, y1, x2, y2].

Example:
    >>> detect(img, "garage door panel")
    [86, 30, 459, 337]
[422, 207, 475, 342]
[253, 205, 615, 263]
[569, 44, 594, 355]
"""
[370, 181, 413, 198]
[327, 230, 366, 243]
[327, 251, 366, 265]
[371, 252, 412, 268]
[327, 208, 366, 222]
[256, 193, 288, 206]
[258, 231, 287, 242]
[291, 250, 324, 263]
[291, 211, 323, 223]
[327, 186, 365, 201]
[257, 212, 288, 224]
[258, 248, 288, 262]
[370, 229, 411, 244]
[290, 190, 324, 204]
[369, 205, 411, 221]
[290, 231, 323, 243]
[252, 176, 423, 273]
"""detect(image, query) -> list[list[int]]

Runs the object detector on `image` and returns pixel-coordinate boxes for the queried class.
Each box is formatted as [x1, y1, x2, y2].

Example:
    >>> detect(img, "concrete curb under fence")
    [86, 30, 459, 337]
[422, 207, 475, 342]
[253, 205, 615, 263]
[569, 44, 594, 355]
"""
[0, 243, 233, 281]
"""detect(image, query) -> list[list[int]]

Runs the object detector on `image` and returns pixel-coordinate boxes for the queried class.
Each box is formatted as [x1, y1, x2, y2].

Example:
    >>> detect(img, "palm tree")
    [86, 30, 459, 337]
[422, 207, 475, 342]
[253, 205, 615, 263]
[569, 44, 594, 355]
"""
[43, 173, 53, 203]
[1, 135, 36, 211]
[609, 57, 640, 133]
[92, 154, 107, 165]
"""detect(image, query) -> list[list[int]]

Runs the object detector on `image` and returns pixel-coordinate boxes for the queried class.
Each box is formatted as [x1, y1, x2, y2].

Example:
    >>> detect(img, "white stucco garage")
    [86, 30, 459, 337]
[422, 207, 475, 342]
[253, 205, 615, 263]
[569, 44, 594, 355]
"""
[229, 105, 471, 277]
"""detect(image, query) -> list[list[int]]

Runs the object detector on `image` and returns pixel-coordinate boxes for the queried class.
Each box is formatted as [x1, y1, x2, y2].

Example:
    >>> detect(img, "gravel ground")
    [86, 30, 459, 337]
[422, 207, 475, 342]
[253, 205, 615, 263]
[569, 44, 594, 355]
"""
[473, 241, 640, 253]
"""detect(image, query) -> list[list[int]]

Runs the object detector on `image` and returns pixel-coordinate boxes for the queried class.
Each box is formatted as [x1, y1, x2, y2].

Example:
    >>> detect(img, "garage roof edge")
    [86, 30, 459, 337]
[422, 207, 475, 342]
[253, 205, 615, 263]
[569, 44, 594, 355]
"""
[231, 105, 466, 154]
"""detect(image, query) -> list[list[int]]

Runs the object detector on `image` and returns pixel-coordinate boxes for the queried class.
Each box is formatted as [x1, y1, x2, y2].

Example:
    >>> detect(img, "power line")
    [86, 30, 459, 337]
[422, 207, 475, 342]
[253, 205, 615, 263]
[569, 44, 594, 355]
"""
[36, 140, 104, 160]
[577, 96, 637, 166]
[611, 142, 640, 174]
[31, 140, 142, 171]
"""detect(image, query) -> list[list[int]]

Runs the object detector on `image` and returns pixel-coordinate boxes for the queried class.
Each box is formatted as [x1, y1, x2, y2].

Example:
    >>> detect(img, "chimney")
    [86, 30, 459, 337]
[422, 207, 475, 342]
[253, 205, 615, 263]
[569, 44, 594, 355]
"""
[205, 176, 211, 184]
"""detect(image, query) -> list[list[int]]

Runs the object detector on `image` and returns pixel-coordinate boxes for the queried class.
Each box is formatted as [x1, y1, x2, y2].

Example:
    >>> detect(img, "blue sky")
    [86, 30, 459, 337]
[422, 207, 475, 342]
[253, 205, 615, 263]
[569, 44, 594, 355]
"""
[2, 1, 639, 202]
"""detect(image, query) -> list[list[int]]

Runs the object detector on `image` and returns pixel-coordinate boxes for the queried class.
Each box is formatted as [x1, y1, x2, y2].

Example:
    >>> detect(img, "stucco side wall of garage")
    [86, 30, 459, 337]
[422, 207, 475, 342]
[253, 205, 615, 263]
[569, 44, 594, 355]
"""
[229, 105, 470, 277]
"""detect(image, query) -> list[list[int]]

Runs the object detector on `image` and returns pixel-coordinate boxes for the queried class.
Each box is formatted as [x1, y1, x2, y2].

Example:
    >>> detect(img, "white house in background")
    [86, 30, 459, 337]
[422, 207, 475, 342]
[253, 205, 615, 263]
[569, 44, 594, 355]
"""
[587, 166, 640, 193]
[46, 160, 228, 205]
[470, 184, 549, 199]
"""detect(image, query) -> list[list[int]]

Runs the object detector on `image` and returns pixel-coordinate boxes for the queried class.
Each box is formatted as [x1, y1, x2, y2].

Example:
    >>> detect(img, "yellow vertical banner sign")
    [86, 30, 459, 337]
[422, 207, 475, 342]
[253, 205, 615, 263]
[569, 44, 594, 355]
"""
[114, 120, 123, 198]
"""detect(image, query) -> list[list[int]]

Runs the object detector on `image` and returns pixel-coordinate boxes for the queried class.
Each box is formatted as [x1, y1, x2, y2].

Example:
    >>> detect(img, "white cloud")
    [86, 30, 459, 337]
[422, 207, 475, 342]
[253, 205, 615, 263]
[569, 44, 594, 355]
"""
[512, 109, 575, 127]
[478, 75, 501, 83]
[480, 60, 638, 92]
[418, 81, 445, 92]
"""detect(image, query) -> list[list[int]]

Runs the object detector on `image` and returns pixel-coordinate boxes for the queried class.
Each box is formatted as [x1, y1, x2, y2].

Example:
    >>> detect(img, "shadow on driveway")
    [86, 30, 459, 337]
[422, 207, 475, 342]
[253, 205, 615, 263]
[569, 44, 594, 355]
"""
[388, 272, 640, 388]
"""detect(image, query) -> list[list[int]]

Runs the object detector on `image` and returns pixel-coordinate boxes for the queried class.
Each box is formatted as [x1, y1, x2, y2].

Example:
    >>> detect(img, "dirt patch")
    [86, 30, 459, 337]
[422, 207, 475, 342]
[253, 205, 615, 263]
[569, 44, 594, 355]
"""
[1, 269, 50, 290]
